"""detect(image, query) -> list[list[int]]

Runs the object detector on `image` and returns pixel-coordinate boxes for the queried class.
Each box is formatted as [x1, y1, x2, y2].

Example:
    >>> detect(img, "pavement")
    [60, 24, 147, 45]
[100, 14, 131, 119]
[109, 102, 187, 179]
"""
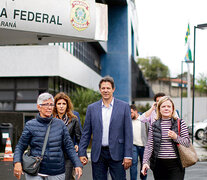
[85, 139, 207, 162]
[193, 139, 207, 161]
[0, 139, 206, 180]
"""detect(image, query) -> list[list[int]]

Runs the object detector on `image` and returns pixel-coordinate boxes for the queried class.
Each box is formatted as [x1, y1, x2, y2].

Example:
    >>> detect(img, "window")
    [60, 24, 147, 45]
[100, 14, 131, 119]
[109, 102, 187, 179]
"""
[0, 79, 14, 89]
[0, 102, 13, 110]
[16, 91, 39, 100]
[0, 91, 14, 100]
[17, 79, 39, 89]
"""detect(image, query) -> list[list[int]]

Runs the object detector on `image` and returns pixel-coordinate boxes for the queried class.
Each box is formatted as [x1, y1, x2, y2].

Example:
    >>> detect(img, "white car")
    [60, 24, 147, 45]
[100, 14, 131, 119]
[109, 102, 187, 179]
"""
[188, 119, 207, 140]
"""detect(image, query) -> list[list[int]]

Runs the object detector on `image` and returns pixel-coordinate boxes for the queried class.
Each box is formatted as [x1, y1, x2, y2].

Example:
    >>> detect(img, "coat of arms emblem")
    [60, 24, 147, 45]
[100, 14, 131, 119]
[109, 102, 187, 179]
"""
[70, 0, 90, 31]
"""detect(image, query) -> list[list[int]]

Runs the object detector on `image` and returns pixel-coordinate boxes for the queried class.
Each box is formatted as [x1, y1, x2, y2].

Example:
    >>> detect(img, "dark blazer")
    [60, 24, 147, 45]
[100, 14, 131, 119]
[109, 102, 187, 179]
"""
[78, 98, 133, 162]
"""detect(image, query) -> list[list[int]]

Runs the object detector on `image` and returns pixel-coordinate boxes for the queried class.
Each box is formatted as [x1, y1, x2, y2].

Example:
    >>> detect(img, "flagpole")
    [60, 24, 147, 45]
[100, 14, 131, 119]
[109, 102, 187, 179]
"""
[187, 63, 191, 126]
[180, 61, 183, 119]
[192, 26, 196, 144]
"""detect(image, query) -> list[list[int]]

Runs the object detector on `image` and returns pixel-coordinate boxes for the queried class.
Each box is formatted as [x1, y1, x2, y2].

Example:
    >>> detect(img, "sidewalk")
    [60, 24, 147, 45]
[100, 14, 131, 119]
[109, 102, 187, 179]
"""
[193, 140, 207, 161]
[1, 141, 207, 162]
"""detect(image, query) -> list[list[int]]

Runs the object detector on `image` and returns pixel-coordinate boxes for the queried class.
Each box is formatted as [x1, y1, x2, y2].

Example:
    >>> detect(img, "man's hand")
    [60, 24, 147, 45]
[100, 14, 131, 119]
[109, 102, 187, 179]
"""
[122, 158, 132, 170]
[79, 156, 88, 166]
[74, 145, 79, 152]
[75, 167, 82, 180]
[145, 102, 157, 118]
[14, 162, 23, 179]
[151, 102, 157, 111]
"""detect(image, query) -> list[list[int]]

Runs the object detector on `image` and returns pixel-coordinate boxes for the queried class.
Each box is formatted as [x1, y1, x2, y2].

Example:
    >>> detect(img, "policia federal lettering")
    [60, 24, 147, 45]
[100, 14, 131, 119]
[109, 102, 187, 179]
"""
[0, 8, 62, 26]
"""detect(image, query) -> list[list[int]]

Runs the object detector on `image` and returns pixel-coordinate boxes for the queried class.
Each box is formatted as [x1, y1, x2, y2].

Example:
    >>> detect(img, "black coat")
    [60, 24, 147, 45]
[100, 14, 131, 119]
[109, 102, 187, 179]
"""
[67, 118, 82, 144]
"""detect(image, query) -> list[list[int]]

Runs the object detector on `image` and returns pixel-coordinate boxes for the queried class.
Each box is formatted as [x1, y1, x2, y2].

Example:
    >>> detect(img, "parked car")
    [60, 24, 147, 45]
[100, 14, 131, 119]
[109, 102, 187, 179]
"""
[202, 125, 207, 143]
[188, 119, 207, 140]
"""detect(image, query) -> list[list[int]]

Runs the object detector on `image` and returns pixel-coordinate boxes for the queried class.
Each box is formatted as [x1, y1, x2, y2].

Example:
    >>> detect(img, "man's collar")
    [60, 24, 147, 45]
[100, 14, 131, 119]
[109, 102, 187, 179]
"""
[102, 97, 114, 107]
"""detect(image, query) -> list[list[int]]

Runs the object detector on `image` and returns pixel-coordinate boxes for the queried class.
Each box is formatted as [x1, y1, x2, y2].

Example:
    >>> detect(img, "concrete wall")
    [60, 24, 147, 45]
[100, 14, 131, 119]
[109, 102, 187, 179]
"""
[0, 46, 102, 91]
[148, 80, 187, 97]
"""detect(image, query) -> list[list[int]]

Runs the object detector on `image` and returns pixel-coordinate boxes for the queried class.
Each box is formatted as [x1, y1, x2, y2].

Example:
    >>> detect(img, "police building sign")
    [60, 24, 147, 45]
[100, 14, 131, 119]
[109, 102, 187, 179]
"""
[0, 0, 100, 44]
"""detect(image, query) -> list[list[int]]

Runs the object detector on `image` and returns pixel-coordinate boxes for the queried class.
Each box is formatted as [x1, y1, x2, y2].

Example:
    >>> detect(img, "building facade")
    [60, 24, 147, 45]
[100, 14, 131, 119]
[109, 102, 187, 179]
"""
[0, 0, 152, 149]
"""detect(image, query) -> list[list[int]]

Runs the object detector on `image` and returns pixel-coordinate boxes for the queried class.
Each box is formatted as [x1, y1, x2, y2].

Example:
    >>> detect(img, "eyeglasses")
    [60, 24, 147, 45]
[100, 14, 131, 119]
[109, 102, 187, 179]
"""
[39, 103, 54, 107]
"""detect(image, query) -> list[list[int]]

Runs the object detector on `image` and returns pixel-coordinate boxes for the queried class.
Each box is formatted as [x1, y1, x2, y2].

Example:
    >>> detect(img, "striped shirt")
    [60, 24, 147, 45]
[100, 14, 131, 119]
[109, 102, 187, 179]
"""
[143, 118, 190, 165]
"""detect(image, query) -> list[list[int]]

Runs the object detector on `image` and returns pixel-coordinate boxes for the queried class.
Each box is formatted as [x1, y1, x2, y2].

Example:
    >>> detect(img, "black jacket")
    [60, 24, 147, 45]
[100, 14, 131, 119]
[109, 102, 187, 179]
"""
[67, 118, 82, 144]
[150, 118, 183, 170]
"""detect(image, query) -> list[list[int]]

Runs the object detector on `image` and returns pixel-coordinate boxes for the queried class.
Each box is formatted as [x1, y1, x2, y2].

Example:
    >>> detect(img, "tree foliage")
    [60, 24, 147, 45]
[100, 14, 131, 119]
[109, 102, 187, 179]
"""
[137, 103, 151, 114]
[137, 56, 170, 80]
[70, 88, 101, 126]
[195, 73, 207, 95]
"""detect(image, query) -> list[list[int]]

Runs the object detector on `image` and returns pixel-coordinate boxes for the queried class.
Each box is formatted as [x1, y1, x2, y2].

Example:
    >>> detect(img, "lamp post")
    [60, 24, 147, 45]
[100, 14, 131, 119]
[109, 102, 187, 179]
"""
[192, 23, 207, 144]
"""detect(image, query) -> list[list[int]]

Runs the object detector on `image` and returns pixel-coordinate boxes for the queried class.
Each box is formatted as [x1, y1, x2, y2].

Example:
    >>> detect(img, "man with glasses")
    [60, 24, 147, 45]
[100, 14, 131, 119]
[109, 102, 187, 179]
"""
[13, 92, 82, 180]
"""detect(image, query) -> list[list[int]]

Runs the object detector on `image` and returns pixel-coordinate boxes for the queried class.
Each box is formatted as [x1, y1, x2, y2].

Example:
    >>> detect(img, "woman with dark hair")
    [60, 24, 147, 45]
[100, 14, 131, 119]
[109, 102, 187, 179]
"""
[53, 92, 81, 180]
[141, 96, 190, 180]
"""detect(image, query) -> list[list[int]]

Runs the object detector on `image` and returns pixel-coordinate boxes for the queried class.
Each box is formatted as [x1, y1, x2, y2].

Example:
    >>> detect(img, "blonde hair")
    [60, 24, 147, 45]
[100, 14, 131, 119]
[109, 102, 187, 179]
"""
[156, 96, 177, 120]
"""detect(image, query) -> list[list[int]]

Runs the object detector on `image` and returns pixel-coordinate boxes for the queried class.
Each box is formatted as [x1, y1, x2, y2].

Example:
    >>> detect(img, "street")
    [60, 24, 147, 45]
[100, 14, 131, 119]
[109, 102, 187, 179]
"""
[1, 161, 207, 180]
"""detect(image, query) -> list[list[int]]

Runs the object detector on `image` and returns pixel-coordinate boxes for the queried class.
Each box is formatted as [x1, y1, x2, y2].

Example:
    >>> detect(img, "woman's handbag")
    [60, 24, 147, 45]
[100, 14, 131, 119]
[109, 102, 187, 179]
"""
[177, 119, 198, 168]
[22, 120, 52, 176]
[22, 151, 42, 176]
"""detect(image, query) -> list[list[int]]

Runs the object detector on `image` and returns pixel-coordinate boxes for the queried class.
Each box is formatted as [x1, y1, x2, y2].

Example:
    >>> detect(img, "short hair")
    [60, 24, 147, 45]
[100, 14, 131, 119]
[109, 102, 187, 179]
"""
[130, 104, 137, 111]
[37, 92, 54, 105]
[153, 92, 166, 102]
[156, 96, 176, 120]
[99, 76, 115, 89]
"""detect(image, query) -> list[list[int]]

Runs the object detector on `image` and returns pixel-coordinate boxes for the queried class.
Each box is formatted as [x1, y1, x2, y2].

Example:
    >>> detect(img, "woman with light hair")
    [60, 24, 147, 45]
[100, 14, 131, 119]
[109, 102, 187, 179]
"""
[141, 96, 190, 180]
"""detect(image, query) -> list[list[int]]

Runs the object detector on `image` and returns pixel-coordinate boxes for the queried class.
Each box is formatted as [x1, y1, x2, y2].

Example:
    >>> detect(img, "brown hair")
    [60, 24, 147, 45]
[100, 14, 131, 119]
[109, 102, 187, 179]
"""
[156, 96, 177, 120]
[153, 92, 166, 102]
[53, 92, 77, 121]
[130, 104, 138, 112]
[99, 76, 115, 89]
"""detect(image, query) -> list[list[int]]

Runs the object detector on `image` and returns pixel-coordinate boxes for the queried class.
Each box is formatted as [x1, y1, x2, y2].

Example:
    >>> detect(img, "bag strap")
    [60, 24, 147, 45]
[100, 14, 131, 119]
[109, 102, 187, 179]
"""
[41, 119, 53, 157]
[177, 118, 181, 136]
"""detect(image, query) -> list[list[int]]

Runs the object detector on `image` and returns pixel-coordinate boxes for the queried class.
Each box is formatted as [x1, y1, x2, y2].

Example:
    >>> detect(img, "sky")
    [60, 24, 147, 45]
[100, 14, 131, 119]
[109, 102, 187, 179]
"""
[135, 0, 207, 79]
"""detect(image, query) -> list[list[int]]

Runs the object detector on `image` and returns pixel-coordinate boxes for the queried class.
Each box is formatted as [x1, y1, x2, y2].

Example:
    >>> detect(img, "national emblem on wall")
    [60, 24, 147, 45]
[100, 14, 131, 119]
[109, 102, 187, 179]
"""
[70, 0, 90, 31]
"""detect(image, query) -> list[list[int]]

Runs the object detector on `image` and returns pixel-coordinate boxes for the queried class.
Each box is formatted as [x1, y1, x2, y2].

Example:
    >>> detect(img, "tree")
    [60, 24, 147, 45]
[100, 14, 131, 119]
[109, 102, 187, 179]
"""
[137, 56, 170, 80]
[70, 88, 101, 126]
[137, 103, 151, 114]
[177, 72, 193, 82]
[195, 73, 207, 95]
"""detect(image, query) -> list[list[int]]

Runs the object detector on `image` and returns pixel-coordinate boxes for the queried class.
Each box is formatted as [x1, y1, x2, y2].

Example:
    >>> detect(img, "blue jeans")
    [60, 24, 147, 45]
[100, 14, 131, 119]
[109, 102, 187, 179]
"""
[92, 147, 126, 180]
[130, 145, 147, 180]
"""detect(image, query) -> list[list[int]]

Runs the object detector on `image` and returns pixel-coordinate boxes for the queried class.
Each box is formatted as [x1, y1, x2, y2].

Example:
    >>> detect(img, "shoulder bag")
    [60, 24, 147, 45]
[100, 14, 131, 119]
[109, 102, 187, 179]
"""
[22, 120, 52, 176]
[177, 118, 198, 168]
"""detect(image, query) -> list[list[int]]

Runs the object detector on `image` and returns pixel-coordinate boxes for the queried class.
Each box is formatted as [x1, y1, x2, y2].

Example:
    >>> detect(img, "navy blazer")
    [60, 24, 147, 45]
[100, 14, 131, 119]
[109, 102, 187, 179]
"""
[78, 98, 133, 162]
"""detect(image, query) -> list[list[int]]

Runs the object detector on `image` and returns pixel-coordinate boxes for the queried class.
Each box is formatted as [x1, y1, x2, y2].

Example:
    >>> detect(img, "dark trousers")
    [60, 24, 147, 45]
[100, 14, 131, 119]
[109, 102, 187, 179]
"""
[92, 147, 126, 180]
[130, 145, 147, 180]
[65, 159, 73, 180]
[153, 158, 185, 180]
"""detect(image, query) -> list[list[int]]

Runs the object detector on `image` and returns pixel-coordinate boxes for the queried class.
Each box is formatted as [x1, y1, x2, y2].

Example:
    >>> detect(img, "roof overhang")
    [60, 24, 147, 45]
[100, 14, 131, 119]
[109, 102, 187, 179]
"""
[0, 0, 108, 45]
